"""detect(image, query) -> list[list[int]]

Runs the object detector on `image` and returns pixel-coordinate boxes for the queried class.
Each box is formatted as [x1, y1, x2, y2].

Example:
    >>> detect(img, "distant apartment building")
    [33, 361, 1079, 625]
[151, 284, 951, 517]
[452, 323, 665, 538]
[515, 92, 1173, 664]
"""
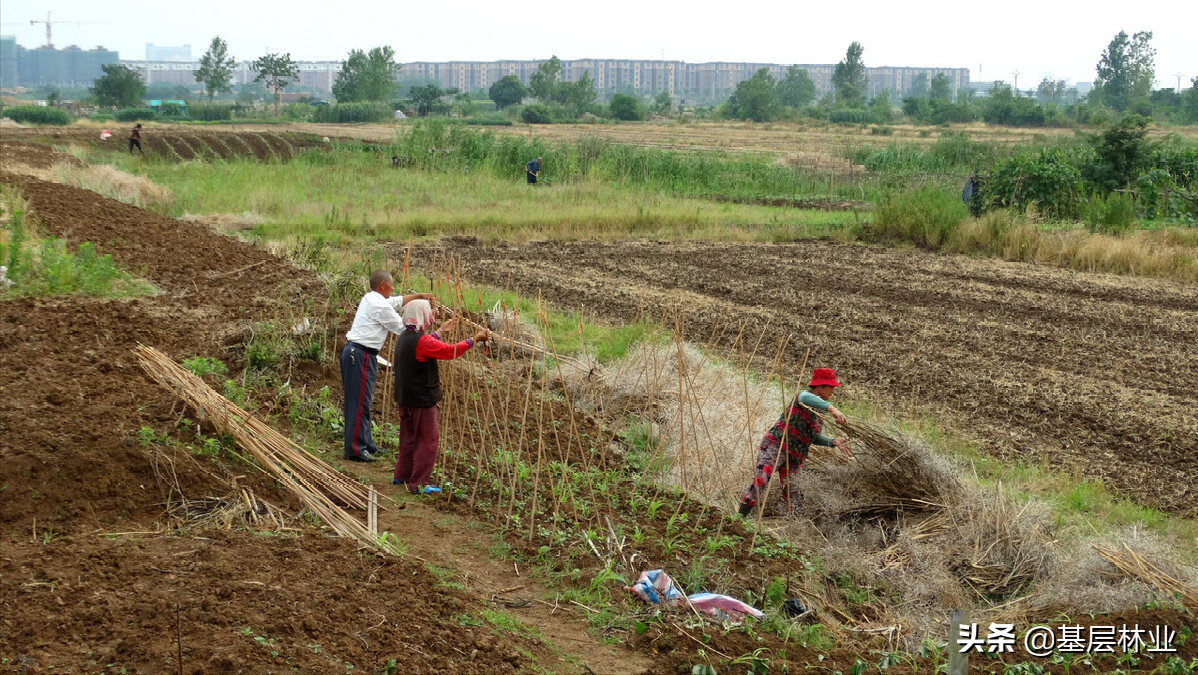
[402, 59, 969, 100]
[0, 39, 119, 88]
[145, 44, 192, 62]
[18, 49, 968, 100]
[0, 36, 17, 87]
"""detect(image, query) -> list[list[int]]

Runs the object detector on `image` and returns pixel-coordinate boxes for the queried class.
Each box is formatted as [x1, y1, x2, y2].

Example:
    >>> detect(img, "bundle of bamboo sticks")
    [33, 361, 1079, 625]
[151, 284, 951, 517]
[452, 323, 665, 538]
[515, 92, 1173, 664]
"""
[135, 344, 382, 551]
[1094, 542, 1198, 610]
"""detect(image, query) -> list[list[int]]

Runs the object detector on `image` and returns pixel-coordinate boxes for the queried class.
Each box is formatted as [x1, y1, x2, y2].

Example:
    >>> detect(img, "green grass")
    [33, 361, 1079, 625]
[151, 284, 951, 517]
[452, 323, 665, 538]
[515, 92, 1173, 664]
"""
[99, 148, 864, 243]
[2, 194, 157, 299]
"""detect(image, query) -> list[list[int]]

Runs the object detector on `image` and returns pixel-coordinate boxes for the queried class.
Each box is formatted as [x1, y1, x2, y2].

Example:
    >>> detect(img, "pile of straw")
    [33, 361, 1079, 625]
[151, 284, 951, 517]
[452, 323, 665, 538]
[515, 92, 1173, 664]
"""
[136, 345, 381, 550]
[1094, 542, 1198, 610]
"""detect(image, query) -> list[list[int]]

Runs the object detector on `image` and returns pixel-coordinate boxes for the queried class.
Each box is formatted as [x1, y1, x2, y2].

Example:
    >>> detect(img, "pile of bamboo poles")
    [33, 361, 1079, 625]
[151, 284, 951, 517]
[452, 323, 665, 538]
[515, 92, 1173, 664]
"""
[1094, 542, 1198, 610]
[135, 344, 382, 551]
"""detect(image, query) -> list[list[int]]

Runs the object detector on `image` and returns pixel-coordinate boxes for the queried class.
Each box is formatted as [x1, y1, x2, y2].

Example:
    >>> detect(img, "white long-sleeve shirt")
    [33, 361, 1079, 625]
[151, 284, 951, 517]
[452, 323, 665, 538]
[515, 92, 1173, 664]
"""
[345, 291, 406, 350]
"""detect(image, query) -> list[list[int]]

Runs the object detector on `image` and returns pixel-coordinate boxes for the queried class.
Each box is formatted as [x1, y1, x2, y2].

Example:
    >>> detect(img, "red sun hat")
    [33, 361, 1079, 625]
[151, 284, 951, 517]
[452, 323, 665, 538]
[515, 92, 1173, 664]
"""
[809, 368, 841, 388]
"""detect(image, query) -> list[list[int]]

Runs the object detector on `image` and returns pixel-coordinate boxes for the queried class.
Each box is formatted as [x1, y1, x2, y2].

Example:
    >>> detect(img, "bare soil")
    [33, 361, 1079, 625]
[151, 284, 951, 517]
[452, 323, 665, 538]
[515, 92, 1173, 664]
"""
[404, 239, 1198, 515]
[0, 159, 633, 673]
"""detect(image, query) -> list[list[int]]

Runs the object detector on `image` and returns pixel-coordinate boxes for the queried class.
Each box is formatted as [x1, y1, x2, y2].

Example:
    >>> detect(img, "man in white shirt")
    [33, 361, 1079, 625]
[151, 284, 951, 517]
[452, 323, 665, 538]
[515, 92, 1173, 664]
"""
[341, 270, 433, 462]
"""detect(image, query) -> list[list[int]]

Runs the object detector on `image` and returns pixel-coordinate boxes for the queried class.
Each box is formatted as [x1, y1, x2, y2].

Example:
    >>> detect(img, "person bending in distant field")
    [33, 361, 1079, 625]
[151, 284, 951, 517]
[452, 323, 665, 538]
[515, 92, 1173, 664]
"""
[392, 300, 490, 494]
[738, 368, 853, 518]
[341, 270, 434, 463]
[525, 156, 542, 184]
[129, 124, 143, 154]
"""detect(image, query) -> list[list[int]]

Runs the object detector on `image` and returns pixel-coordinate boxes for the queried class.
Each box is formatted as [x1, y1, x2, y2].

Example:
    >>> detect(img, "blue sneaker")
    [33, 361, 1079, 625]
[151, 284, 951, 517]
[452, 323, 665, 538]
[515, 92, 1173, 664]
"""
[422, 486, 441, 494]
[392, 479, 406, 486]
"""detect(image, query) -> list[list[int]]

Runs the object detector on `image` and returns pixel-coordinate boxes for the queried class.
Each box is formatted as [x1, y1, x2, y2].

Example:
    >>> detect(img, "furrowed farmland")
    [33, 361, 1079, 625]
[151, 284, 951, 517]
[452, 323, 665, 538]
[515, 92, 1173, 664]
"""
[2, 122, 1196, 675]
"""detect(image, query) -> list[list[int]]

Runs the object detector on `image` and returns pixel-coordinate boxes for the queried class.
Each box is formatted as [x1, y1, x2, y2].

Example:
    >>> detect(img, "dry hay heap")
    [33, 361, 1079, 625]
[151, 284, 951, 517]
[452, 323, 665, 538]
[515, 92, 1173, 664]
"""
[799, 416, 1056, 610]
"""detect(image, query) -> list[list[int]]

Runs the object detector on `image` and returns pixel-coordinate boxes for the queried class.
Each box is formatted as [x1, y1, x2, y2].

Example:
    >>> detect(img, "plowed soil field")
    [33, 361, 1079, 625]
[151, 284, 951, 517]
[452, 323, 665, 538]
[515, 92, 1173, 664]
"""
[0, 166, 570, 673]
[406, 239, 1198, 515]
[1, 127, 330, 161]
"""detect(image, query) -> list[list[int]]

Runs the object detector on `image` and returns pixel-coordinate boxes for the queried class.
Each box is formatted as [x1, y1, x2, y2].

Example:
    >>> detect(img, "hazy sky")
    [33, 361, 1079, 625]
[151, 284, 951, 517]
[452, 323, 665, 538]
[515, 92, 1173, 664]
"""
[4, 0, 1196, 88]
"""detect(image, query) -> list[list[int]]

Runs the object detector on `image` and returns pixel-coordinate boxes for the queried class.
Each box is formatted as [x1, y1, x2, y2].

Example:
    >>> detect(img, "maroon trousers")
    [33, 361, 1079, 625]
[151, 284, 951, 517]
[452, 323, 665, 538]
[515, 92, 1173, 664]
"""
[393, 405, 440, 492]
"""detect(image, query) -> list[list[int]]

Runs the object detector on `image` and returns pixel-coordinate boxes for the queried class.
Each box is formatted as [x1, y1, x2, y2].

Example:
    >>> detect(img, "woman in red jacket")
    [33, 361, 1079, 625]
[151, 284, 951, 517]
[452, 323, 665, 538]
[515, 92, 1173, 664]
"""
[391, 300, 490, 494]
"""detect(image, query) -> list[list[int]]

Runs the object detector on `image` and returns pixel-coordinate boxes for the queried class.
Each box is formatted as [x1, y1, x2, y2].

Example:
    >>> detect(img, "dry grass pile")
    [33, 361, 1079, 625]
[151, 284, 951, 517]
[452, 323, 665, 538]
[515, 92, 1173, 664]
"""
[946, 209, 1198, 283]
[167, 487, 290, 532]
[50, 162, 173, 212]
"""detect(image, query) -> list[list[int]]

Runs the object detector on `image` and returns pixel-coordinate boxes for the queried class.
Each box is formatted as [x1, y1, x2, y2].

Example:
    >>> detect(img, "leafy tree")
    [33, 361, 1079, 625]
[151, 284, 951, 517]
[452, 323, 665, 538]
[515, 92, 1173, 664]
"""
[653, 90, 673, 116]
[832, 42, 868, 107]
[776, 66, 816, 109]
[410, 84, 456, 116]
[930, 73, 953, 102]
[1036, 78, 1068, 104]
[909, 72, 930, 99]
[1095, 31, 1155, 112]
[529, 56, 563, 104]
[564, 70, 597, 116]
[332, 46, 399, 103]
[870, 90, 893, 123]
[195, 37, 236, 101]
[1183, 78, 1198, 124]
[981, 82, 1045, 126]
[726, 68, 778, 122]
[91, 64, 146, 108]
[609, 93, 644, 121]
[1084, 114, 1152, 192]
[252, 53, 300, 115]
[489, 75, 526, 109]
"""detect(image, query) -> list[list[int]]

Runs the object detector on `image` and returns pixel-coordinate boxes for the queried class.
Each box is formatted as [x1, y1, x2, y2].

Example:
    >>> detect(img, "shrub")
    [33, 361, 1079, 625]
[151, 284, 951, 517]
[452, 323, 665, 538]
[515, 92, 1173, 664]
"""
[870, 185, 968, 249]
[114, 108, 157, 122]
[1084, 192, 1138, 234]
[4, 106, 71, 125]
[609, 94, 645, 121]
[988, 150, 1084, 220]
[463, 113, 513, 126]
[828, 109, 870, 124]
[189, 104, 233, 121]
[312, 102, 392, 123]
[520, 104, 554, 124]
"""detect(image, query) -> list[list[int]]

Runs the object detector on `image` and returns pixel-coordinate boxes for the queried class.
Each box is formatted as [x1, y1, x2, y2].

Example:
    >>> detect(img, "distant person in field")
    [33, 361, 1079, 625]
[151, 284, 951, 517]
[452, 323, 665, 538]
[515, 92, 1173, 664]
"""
[738, 368, 853, 518]
[392, 300, 490, 494]
[341, 270, 434, 463]
[525, 156, 542, 184]
[128, 124, 143, 154]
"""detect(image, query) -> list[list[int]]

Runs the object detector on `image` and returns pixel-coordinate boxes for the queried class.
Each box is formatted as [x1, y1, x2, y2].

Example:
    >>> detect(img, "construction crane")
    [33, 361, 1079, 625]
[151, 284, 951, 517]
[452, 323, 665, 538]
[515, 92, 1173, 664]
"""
[29, 11, 107, 49]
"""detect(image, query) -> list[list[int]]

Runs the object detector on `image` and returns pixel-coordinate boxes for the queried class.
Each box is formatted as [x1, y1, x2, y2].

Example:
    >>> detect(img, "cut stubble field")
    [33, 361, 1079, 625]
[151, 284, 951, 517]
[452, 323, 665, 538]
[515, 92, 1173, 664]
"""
[409, 238, 1198, 515]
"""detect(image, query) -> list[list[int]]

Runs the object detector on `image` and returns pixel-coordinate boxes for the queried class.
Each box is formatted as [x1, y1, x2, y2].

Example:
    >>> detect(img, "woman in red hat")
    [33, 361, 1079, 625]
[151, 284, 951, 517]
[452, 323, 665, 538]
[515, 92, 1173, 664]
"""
[738, 368, 852, 517]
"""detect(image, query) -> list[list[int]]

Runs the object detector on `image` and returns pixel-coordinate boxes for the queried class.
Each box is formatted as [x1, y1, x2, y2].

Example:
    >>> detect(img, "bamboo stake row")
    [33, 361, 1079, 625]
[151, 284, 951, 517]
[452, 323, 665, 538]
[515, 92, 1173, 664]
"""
[135, 344, 385, 551]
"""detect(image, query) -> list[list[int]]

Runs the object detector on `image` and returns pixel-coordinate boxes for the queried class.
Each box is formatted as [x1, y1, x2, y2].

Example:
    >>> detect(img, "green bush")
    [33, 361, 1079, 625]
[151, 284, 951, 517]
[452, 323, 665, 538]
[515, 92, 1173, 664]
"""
[988, 149, 1085, 220]
[4, 106, 71, 125]
[90, 113, 114, 122]
[1084, 192, 1139, 233]
[312, 102, 392, 123]
[188, 104, 233, 121]
[520, 104, 554, 124]
[114, 108, 157, 122]
[463, 113, 513, 126]
[870, 185, 968, 249]
[828, 109, 870, 124]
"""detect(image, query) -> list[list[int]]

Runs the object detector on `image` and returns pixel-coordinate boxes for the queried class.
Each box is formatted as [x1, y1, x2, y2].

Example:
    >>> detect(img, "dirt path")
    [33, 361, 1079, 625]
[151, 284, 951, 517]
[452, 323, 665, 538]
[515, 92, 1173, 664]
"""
[334, 460, 652, 675]
[407, 239, 1198, 515]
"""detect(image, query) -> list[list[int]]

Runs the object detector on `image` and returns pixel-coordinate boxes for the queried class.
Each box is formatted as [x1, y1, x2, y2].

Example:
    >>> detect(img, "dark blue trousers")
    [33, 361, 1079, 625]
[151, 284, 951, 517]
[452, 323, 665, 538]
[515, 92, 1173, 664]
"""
[340, 342, 379, 458]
